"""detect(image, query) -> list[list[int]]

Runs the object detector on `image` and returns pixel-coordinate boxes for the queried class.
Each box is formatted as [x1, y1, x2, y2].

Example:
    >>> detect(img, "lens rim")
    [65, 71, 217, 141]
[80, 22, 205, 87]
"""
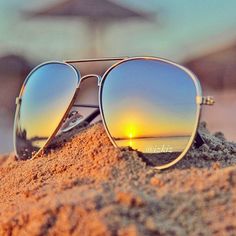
[13, 61, 81, 160]
[99, 57, 202, 170]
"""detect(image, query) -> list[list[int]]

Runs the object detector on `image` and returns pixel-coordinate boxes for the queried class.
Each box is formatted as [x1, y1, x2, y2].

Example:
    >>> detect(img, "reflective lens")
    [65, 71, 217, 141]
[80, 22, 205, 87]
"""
[101, 59, 201, 168]
[14, 62, 79, 160]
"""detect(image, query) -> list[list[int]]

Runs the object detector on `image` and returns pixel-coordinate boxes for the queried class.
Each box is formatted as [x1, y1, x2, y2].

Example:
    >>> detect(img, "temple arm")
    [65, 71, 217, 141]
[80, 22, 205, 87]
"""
[195, 131, 204, 148]
[73, 105, 206, 148]
[72, 104, 100, 124]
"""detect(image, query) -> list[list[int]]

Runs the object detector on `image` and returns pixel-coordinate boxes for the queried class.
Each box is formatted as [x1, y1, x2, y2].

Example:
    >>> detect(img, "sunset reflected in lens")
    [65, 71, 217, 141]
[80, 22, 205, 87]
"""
[101, 58, 200, 166]
[14, 62, 79, 160]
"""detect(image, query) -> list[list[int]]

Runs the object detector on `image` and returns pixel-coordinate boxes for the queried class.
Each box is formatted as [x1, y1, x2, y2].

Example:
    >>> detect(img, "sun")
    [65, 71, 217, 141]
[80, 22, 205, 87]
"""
[129, 132, 133, 139]
[127, 125, 136, 139]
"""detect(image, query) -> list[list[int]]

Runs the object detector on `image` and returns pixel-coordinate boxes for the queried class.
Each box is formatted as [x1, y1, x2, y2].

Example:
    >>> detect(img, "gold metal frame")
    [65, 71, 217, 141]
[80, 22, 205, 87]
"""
[14, 56, 214, 170]
[99, 57, 204, 169]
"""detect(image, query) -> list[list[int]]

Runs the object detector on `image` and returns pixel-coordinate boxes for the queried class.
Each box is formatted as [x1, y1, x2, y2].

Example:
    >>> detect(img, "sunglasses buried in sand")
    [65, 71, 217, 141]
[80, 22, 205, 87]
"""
[13, 57, 215, 169]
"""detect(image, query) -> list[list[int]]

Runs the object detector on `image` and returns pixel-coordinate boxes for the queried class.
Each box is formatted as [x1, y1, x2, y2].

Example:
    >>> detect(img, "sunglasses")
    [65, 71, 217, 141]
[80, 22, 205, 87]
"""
[13, 57, 214, 169]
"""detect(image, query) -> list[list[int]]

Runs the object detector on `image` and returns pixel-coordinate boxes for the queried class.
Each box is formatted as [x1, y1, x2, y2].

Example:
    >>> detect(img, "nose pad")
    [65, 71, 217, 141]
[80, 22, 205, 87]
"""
[60, 111, 86, 133]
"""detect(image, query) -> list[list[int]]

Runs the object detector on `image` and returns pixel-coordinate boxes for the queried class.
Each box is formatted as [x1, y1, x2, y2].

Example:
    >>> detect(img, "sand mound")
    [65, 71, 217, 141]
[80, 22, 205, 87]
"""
[0, 122, 236, 235]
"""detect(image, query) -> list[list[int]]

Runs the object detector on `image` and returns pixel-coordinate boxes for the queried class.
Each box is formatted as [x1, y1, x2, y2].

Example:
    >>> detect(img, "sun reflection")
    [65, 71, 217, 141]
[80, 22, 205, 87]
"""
[129, 132, 133, 139]
[127, 126, 135, 138]
[127, 125, 136, 148]
[129, 139, 133, 147]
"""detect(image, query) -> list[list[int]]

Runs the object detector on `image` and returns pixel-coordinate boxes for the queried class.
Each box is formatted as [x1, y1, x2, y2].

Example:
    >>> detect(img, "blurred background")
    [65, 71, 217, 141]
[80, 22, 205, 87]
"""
[0, 0, 236, 154]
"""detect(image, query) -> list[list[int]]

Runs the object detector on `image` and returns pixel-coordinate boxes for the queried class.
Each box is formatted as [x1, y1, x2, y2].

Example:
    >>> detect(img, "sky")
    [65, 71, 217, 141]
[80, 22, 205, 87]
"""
[101, 59, 197, 139]
[0, 0, 236, 62]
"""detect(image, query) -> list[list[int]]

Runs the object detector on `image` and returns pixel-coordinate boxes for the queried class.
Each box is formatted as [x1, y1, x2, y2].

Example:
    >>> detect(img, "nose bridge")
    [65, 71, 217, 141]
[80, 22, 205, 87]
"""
[80, 74, 102, 86]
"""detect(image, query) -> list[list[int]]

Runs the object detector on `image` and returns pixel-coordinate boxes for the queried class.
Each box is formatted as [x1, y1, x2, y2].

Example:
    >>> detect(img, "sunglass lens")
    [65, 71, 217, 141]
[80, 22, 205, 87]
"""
[101, 59, 200, 168]
[14, 62, 79, 160]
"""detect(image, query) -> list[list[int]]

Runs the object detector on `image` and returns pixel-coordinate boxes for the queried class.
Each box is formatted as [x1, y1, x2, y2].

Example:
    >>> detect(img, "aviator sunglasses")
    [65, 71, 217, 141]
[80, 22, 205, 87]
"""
[13, 57, 215, 169]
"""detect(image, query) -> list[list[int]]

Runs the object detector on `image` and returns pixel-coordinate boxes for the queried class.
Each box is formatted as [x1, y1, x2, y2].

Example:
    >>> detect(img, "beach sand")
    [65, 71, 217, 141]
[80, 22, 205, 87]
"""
[0, 122, 236, 235]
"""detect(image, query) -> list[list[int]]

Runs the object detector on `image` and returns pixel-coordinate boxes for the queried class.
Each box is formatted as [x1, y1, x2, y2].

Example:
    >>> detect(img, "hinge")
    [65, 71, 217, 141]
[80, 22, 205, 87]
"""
[196, 96, 215, 105]
[15, 97, 22, 105]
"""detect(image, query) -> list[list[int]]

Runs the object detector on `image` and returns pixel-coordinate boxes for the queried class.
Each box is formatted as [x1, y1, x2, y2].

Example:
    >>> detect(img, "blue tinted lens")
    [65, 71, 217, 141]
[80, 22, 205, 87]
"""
[101, 59, 200, 167]
[14, 62, 79, 160]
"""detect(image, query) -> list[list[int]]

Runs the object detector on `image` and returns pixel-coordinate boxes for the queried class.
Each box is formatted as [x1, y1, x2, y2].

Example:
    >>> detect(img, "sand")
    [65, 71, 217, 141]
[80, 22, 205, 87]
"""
[0, 122, 236, 236]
